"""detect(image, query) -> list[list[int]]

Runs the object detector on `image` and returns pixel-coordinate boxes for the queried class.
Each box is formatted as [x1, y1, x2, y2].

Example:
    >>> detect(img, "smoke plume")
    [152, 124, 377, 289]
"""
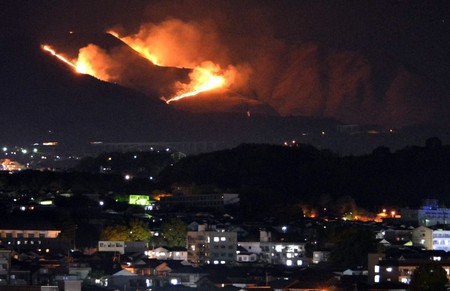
[54, 0, 449, 128]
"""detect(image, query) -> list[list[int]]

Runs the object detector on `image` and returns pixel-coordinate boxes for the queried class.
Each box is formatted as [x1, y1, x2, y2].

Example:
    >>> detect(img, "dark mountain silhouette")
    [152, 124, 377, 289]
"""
[1, 33, 449, 155]
[0, 34, 339, 150]
[43, 32, 191, 98]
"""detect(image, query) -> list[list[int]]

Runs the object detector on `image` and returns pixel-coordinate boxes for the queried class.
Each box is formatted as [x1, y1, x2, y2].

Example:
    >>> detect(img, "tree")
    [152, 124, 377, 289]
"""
[129, 219, 151, 241]
[410, 263, 448, 291]
[100, 224, 130, 241]
[160, 218, 187, 247]
[328, 225, 377, 267]
[100, 219, 151, 242]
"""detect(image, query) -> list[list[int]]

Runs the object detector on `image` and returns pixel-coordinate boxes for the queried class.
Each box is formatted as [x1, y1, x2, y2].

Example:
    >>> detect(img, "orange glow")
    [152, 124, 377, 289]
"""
[109, 30, 160, 65]
[42, 45, 77, 70]
[1, 159, 25, 172]
[44, 20, 246, 103]
[109, 27, 234, 103]
[42, 44, 112, 82]
[376, 209, 401, 221]
[165, 64, 226, 103]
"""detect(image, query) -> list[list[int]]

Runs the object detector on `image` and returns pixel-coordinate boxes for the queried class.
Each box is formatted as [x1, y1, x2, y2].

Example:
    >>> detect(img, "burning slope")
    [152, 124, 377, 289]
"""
[42, 27, 248, 106]
[40, 15, 450, 128]
[108, 20, 248, 104]
[41, 32, 191, 98]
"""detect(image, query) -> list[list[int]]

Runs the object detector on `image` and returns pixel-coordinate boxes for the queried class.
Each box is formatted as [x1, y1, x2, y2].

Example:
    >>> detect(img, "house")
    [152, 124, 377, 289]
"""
[148, 246, 188, 261]
[102, 269, 155, 291]
[281, 268, 339, 291]
[236, 245, 258, 263]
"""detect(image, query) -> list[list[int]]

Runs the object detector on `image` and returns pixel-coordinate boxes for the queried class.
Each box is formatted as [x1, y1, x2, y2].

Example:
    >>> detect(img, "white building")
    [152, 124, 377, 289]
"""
[238, 230, 306, 266]
[402, 199, 450, 226]
[147, 246, 188, 261]
[412, 226, 450, 251]
[187, 224, 237, 266]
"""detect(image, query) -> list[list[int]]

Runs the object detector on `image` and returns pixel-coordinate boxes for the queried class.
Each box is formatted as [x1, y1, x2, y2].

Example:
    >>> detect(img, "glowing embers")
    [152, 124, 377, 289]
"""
[109, 29, 231, 104]
[42, 45, 78, 71]
[164, 64, 226, 104]
[41, 45, 96, 79]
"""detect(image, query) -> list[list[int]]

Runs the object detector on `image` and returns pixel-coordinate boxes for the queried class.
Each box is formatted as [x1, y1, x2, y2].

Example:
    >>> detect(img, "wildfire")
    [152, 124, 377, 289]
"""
[165, 65, 226, 104]
[42, 45, 77, 70]
[109, 30, 229, 103]
[43, 23, 238, 104]
[41, 44, 95, 76]
[108, 30, 160, 65]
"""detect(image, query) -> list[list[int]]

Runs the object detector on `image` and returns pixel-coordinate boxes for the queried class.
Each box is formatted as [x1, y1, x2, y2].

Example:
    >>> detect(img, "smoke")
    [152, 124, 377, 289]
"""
[117, 18, 227, 68]
[59, 0, 450, 127]
[77, 44, 118, 81]
[108, 17, 254, 99]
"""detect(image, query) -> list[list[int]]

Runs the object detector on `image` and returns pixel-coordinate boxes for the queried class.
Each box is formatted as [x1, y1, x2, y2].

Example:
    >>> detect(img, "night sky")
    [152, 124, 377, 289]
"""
[2, 0, 450, 133]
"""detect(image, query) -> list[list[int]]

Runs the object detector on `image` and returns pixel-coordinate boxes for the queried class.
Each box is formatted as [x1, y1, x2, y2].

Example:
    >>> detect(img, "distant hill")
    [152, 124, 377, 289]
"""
[157, 142, 450, 218]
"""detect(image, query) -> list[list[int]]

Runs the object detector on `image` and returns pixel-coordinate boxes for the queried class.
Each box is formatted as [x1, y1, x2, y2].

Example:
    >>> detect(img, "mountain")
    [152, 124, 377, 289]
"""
[43, 31, 450, 129]
[0, 35, 174, 144]
[1, 32, 449, 156]
[0, 34, 338, 149]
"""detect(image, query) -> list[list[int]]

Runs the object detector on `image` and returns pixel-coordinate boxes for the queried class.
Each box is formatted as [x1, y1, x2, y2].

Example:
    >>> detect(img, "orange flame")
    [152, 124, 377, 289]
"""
[165, 64, 226, 104]
[42, 44, 111, 81]
[109, 30, 160, 66]
[109, 30, 229, 103]
[43, 22, 242, 104]
[42, 45, 78, 70]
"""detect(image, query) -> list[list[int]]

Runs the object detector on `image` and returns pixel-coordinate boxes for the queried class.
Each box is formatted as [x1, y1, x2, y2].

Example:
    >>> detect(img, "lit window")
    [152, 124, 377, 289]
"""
[286, 260, 292, 266]
[221, 237, 226, 241]
[386, 267, 393, 272]
[213, 260, 219, 264]
[374, 275, 380, 283]
[374, 265, 380, 273]
[214, 237, 219, 242]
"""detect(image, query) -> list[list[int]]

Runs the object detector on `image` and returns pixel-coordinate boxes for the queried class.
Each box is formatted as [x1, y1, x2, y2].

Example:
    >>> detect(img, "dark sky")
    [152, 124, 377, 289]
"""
[5, 0, 449, 81]
[2, 0, 450, 128]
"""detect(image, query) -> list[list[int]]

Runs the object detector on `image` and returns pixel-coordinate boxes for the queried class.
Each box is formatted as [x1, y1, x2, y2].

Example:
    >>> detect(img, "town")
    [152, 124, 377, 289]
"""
[1, 140, 450, 291]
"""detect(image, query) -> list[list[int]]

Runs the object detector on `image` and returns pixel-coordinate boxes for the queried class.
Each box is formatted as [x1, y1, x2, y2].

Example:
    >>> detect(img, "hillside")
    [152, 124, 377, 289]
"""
[157, 142, 450, 218]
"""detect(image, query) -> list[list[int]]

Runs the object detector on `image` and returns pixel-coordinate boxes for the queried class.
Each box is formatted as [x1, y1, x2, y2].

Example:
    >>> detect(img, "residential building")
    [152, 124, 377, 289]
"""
[187, 224, 237, 266]
[0, 215, 68, 253]
[412, 225, 450, 251]
[401, 199, 450, 226]
[238, 230, 306, 266]
[147, 246, 188, 261]
[368, 248, 450, 285]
